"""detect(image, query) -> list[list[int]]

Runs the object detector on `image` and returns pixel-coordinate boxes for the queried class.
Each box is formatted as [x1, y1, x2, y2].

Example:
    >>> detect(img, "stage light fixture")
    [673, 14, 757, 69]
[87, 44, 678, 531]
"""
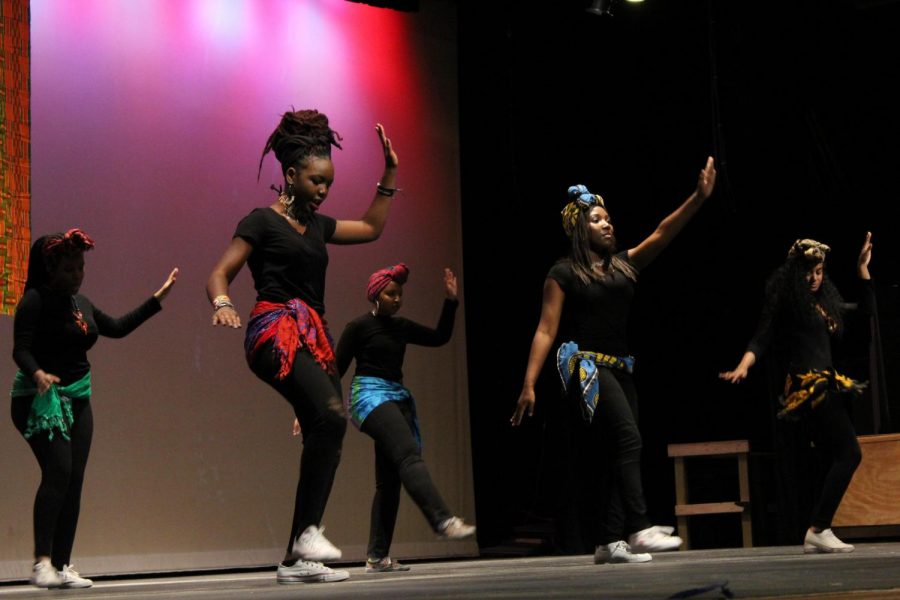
[586, 0, 613, 16]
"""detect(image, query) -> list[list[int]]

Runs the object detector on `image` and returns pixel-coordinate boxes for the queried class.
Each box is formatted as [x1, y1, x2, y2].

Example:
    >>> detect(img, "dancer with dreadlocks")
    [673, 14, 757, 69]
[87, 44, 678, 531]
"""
[206, 109, 398, 584]
[512, 157, 716, 563]
[720, 234, 874, 553]
[11, 230, 177, 589]
[334, 264, 475, 574]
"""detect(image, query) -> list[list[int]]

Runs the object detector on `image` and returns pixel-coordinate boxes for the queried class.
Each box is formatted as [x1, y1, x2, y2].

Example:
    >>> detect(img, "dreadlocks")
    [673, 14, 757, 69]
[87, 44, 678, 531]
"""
[257, 109, 343, 179]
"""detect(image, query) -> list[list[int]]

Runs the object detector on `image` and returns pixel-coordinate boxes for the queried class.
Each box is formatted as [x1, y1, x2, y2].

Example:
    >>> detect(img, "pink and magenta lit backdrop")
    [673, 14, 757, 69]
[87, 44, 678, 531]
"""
[0, 0, 472, 578]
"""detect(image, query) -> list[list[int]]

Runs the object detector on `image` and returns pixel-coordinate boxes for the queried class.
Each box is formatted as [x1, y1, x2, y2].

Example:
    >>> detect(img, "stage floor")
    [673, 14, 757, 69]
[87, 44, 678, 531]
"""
[2, 544, 900, 599]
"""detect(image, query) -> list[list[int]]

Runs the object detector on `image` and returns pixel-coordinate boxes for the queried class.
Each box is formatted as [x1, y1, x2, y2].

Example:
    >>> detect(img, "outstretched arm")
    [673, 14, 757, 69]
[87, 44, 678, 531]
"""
[332, 123, 399, 244]
[628, 156, 717, 270]
[512, 278, 565, 426]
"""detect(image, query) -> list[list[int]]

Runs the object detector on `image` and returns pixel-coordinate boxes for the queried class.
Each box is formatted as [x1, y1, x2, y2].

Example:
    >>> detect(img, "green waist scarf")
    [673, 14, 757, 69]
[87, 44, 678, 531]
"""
[11, 371, 92, 440]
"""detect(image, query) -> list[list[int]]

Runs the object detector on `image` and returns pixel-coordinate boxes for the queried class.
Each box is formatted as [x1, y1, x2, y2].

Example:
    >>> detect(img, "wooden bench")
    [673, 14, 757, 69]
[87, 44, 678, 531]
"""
[667, 440, 752, 549]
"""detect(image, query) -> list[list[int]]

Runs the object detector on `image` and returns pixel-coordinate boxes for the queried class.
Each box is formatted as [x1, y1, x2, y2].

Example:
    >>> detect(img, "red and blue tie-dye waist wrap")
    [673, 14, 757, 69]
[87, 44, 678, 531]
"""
[244, 299, 336, 379]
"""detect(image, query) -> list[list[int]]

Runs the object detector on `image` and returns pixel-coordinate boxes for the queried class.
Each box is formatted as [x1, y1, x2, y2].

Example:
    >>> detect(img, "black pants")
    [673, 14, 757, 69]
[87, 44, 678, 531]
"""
[12, 396, 93, 569]
[360, 400, 452, 560]
[807, 394, 862, 530]
[591, 368, 651, 545]
[554, 368, 651, 548]
[251, 348, 347, 556]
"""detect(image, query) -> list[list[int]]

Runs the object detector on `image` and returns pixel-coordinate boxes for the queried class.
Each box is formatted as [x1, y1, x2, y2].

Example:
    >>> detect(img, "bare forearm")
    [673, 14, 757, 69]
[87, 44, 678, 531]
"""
[522, 330, 555, 390]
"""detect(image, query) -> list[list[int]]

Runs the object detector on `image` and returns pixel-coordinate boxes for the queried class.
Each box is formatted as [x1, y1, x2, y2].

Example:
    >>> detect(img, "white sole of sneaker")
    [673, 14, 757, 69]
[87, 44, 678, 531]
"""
[803, 545, 854, 554]
[278, 572, 349, 584]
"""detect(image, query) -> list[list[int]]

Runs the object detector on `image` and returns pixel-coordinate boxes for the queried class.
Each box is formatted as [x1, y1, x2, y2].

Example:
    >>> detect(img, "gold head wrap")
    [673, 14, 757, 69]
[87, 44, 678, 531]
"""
[787, 239, 830, 263]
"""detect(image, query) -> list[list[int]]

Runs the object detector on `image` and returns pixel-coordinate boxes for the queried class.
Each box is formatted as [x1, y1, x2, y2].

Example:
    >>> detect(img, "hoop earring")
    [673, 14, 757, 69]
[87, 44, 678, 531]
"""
[371, 300, 380, 316]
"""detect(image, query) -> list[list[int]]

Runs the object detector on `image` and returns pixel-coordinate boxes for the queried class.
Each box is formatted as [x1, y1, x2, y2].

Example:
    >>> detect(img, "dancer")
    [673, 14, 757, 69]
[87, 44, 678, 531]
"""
[512, 157, 716, 563]
[335, 264, 475, 573]
[720, 234, 873, 553]
[11, 229, 177, 588]
[206, 108, 398, 584]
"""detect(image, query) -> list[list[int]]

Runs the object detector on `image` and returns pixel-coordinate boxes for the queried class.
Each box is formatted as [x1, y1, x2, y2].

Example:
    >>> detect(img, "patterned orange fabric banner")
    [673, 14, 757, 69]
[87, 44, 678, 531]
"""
[0, 0, 31, 315]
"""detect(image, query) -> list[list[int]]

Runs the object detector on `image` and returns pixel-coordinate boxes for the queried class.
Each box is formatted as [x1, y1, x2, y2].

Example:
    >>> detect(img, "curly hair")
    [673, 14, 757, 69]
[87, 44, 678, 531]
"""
[765, 252, 845, 335]
[24, 229, 95, 291]
[257, 109, 343, 179]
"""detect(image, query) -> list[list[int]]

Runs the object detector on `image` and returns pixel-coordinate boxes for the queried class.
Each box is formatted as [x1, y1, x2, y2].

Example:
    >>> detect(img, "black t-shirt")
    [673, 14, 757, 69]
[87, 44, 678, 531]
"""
[747, 278, 875, 372]
[13, 287, 161, 385]
[335, 299, 458, 383]
[234, 208, 337, 315]
[547, 252, 639, 357]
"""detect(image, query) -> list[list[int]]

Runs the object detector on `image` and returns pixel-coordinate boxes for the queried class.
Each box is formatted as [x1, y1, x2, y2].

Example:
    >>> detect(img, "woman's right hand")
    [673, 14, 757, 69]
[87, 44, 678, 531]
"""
[376, 123, 398, 169]
[719, 365, 749, 384]
[33, 369, 60, 395]
[212, 306, 241, 328]
[511, 388, 535, 426]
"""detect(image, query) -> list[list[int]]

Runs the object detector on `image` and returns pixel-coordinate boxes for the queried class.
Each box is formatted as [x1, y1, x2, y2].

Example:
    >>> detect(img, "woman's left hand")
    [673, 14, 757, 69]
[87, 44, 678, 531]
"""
[696, 156, 717, 200]
[376, 123, 398, 169]
[857, 231, 873, 279]
[153, 268, 179, 302]
[443, 268, 458, 300]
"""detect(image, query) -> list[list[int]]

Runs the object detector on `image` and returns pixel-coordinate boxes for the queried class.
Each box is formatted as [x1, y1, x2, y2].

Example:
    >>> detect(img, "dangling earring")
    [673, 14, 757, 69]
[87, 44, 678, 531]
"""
[280, 183, 295, 217]
[371, 300, 380, 316]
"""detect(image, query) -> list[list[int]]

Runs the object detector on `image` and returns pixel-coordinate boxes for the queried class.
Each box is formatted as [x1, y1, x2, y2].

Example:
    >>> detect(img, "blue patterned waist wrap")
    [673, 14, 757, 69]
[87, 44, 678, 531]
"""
[348, 375, 421, 448]
[556, 341, 635, 424]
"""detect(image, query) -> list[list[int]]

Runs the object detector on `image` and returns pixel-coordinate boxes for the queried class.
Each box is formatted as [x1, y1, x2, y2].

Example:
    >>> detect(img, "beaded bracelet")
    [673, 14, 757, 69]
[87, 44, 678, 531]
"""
[376, 183, 402, 197]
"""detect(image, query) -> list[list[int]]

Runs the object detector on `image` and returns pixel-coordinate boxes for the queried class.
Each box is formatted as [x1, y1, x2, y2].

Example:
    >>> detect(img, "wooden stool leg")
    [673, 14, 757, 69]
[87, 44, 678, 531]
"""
[674, 456, 690, 550]
[738, 453, 753, 548]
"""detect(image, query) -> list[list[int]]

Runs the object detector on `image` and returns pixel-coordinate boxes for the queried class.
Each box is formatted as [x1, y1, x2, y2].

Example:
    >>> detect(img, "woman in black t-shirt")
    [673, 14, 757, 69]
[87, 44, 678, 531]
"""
[206, 109, 398, 585]
[12, 229, 177, 589]
[513, 157, 716, 564]
[720, 235, 874, 554]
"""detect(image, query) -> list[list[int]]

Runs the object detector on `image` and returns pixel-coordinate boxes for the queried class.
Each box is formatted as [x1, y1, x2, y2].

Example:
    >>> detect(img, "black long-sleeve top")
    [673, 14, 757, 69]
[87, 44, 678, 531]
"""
[747, 279, 875, 372]
[335, 298, 458, 383]
[13, 287, 161, 385]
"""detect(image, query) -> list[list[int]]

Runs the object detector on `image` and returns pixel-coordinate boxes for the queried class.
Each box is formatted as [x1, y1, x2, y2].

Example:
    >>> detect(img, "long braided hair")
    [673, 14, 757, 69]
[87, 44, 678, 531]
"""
[561, 185, 637, 285]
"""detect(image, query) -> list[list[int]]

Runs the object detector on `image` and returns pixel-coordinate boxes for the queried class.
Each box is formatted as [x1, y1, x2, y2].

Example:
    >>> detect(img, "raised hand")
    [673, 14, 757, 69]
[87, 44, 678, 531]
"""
[154, 268, 179, 302]
[443, 268, 458, 300]
[858, 231, 873, 279]
[376, 123, 398, 169]
[696, 156, 717, 200]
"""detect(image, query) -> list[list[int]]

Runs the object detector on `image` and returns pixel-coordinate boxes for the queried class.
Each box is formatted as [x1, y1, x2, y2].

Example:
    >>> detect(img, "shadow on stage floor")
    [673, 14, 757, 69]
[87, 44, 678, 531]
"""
[3, 543, 900, 599]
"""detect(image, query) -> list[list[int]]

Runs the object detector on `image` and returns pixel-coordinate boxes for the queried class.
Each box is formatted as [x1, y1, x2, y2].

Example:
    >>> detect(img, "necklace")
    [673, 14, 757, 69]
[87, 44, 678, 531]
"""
[71, 297, 88, 335]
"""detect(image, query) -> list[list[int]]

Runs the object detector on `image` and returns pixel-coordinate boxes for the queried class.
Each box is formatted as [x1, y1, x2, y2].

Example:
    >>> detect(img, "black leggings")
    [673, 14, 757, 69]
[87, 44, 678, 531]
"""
[360, 400, 452, 560]
[807, 395, 862, 530]
[11, 396, 93, 569]
[251, 347, 347, 555]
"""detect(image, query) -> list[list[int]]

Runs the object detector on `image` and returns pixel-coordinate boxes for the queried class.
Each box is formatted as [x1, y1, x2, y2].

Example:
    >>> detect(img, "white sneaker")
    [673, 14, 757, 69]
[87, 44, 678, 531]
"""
[439, 517, 476, 539]
[276, 560, 349, 584]
[595, 541, 652, 564]
[291, 525, 342, 561]
[628, 525, 683, 553]
[56, 564, 93, 588]
[29, 559, 61, 588]
[803, 528, 855, 554]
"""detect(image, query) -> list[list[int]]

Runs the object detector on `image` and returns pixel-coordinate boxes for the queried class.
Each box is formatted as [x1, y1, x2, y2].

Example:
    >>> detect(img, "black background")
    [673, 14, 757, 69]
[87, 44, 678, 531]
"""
[457, 0, 900, 552]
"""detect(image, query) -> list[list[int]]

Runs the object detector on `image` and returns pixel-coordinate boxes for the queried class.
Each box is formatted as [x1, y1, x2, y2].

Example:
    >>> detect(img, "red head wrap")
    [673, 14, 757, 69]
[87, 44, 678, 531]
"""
[366, 263, 409, 302]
